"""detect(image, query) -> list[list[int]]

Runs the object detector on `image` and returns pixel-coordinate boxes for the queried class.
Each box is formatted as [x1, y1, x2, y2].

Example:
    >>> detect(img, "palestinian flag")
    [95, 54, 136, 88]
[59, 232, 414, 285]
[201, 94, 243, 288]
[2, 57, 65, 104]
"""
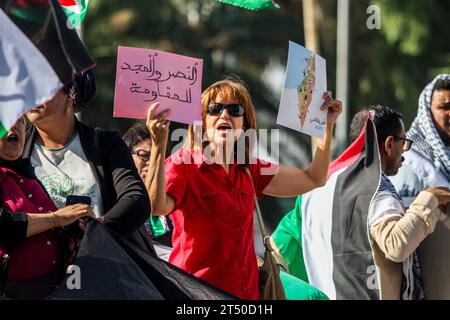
[0, 0, 94, 138]
[0, 9, 58, 137]
[217, 0, 280, 10]
[59, 0, 89, 27]
[272, 118, 382, 299]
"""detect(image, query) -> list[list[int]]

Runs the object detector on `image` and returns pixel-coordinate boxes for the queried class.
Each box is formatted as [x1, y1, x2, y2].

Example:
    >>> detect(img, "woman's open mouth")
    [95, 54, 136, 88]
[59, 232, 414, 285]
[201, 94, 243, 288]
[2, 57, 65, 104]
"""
[6, 133, 19, 143]
[29, 105, 44, 112]
[216, 123, 233, 134]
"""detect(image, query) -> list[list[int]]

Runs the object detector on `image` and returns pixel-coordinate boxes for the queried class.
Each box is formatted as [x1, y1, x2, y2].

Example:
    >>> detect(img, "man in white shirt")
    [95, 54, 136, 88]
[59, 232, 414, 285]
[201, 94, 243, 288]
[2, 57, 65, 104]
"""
[354, 105, 450, 299]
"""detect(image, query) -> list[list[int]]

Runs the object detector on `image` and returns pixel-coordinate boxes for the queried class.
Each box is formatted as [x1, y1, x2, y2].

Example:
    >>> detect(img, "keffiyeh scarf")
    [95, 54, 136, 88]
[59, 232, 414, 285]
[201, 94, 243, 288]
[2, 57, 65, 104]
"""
[407, 74, 450, 180]
[380, 174, 424, 300]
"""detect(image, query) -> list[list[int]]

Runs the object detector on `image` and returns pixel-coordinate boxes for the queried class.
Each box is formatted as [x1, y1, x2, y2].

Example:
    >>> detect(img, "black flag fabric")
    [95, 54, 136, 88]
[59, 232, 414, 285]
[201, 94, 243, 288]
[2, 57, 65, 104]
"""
[1, 0, 94, 85]
[329, 118, 381, 299]
[49, 222, 236, 300]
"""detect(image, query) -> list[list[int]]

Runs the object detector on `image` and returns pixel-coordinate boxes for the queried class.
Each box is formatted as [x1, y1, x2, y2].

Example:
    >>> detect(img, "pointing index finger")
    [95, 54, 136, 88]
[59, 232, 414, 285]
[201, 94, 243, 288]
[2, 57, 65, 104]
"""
[147, 101, 160, 122]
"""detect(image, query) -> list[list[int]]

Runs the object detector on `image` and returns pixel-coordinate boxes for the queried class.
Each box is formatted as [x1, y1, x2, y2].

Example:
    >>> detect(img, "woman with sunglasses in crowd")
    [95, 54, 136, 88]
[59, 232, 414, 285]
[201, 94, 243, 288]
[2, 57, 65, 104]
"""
[146, 78, 342, 299]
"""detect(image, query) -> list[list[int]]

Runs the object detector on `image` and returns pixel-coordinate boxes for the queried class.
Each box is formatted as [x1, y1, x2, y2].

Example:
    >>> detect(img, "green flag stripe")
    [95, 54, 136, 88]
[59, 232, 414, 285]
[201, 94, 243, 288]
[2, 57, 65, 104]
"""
[217, 0, 279, 10]
[272, 195, 309, 282]
[0, 122, 8, 139]
[11, 1, 89, 27]
[62, 0, 89, 27]
[10, 5, 49, 24]
[280, 271, 328, 300]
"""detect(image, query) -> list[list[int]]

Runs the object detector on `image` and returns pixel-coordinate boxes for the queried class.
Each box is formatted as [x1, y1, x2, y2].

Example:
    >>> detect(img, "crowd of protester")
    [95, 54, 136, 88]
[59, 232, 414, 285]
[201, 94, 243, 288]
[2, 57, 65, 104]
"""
[1, 65, 449, 299]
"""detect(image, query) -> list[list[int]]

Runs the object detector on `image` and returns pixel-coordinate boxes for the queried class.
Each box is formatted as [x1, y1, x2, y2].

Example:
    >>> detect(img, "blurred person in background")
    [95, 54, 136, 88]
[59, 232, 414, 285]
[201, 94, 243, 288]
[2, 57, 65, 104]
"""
[122, 123, 174, 252]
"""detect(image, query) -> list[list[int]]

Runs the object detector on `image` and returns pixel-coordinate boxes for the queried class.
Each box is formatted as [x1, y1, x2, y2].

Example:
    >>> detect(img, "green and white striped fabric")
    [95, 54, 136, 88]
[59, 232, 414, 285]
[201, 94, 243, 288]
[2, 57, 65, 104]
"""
[59, 0, 89, 27]
[0, 0, 94, 138]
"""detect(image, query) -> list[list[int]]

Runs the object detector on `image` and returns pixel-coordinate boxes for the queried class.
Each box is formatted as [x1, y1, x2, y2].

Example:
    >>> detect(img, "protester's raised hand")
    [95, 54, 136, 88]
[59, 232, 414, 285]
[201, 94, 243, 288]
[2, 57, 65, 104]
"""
[146, 101, 171, 147]
[53, 204, 96, 228]
[320, 91, 343, 125]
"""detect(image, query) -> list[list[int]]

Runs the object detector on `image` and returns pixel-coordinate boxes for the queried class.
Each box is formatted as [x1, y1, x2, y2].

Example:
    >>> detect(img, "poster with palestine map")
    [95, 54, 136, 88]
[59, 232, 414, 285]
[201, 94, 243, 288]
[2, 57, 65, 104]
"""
[277, 41, 327, 138]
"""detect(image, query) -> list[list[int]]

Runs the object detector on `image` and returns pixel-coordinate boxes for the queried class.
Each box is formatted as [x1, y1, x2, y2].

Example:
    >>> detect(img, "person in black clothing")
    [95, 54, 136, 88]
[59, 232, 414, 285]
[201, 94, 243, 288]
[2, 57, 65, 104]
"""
[122, 123, 174, 248]
[23, 71, 153, 250]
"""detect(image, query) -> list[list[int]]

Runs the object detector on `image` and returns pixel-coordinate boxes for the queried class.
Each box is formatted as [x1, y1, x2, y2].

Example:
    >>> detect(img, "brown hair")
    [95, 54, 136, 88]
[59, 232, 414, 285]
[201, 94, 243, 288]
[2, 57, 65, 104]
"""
[184, 77, 257, 163]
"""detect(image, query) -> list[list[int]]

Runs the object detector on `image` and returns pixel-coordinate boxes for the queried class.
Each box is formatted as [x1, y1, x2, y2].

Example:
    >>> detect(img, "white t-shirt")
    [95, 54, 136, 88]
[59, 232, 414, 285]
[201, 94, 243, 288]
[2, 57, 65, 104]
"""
[31, 133, 103, 217]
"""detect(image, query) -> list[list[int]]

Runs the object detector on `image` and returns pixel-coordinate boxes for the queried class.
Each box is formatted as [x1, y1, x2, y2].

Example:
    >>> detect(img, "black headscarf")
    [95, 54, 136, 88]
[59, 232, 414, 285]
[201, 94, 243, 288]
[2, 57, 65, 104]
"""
[0, 158, 36, 179]
[62, 70, 96, 112]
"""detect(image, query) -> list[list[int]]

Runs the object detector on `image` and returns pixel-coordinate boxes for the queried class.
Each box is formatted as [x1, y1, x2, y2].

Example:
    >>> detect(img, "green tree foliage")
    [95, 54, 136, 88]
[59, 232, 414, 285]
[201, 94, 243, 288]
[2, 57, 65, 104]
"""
[351, 0, 450, 128]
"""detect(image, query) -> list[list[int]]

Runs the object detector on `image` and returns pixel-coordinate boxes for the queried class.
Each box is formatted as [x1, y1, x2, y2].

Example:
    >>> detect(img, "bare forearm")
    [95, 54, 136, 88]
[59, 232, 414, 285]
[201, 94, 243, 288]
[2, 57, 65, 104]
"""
[147, 144, 173, 215]
[263, 124, 333, 197]
[26, 213, 56, 237]
[306, 123, 333, 186]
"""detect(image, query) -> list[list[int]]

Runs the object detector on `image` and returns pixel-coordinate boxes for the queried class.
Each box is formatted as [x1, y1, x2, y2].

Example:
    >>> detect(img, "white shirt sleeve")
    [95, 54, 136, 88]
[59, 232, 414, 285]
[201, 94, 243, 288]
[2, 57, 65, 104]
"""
[368, 190, 405, 229]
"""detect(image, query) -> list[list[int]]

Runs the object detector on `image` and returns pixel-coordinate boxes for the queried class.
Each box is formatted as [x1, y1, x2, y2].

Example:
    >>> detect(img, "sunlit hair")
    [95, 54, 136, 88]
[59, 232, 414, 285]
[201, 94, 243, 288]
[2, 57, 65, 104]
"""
[184, 77, 257, 163]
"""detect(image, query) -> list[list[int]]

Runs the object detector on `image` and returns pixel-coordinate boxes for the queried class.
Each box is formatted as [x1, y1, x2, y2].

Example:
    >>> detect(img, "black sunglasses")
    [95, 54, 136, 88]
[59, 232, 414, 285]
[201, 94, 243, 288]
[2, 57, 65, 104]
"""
[393, 136, 413, 152]
[207, 103, 245, 117]
[132, 149, 150, 162]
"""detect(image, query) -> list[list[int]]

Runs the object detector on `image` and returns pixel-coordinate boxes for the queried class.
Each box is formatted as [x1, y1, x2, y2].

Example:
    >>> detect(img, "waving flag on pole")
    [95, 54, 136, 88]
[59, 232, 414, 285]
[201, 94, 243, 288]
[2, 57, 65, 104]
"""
[217, 0, 280, 10]
[0, 0, 94, 138]
[0, 9, 62, 138]
[273, 118, 382, 299]
[59, 0, 89, 27]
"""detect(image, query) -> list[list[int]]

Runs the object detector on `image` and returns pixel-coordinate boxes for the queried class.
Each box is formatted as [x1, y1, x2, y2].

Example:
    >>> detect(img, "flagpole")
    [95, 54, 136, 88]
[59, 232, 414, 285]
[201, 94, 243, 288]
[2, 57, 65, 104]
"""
[334, 0, 350, 156]
[302, 0, 320, 158]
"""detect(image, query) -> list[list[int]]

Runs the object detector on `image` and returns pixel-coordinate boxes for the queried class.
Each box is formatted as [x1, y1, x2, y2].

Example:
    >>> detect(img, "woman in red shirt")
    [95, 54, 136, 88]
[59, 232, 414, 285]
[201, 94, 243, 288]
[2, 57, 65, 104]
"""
[146, 78, 342, 299]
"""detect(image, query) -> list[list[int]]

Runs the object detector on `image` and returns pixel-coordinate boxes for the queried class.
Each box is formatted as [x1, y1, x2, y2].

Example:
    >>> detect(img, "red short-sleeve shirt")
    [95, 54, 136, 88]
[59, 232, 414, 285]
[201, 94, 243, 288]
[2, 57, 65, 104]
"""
[165, 149, 278, 299]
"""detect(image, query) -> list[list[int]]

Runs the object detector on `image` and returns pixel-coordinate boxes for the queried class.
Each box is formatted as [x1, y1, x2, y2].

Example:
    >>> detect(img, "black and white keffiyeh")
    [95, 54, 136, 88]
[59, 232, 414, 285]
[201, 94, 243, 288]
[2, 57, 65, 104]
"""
[379, 174, 425, 300]
[407, 74, 450, 180]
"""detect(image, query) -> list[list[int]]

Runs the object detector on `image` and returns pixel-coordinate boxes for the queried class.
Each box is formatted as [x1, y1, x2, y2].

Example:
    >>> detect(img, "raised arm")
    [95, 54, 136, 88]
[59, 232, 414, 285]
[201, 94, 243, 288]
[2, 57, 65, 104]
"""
[263, 92, 342, 197]
[144, 102, 175, 216]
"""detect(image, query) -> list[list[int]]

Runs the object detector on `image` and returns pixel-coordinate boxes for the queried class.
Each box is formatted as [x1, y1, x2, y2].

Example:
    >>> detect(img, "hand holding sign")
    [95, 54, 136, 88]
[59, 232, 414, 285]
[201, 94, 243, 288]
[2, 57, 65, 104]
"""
[114, 46, 203, 124]
[146, 102, 171, 147]
[321, 91, 342, 125]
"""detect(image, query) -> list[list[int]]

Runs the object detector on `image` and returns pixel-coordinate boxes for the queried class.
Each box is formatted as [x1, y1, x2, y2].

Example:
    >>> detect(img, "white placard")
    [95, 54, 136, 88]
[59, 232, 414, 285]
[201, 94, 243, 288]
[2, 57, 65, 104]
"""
[277, 41, 327, 138]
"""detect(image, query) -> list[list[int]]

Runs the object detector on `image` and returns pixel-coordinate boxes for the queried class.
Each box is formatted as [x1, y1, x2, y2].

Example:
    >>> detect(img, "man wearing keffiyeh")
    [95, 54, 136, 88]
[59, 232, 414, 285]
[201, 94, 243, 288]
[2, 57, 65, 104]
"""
[391, 74, 450, 204]
[390, 74, 450, 299]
